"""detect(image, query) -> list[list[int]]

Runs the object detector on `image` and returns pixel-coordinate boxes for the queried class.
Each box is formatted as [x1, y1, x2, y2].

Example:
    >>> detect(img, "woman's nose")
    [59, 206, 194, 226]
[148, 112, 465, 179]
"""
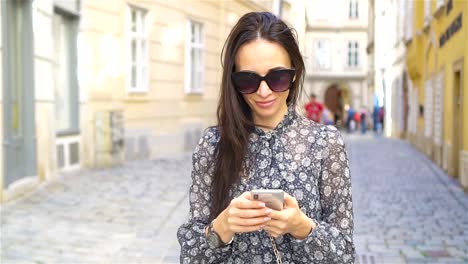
[257, 80, 272, 97]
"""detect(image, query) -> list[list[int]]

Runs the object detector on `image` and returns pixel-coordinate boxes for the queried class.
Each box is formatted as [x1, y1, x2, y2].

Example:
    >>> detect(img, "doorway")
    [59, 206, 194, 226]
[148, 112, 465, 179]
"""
[451, 69, 462, 178]
[1, 1, 36, 187]
[325, 84, 350, 127]
[402, 72, 409, 138]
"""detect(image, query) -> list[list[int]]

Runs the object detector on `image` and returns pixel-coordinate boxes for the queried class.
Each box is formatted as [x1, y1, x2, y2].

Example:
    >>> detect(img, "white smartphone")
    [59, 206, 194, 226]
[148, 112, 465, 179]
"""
[251, 189, 284, 211]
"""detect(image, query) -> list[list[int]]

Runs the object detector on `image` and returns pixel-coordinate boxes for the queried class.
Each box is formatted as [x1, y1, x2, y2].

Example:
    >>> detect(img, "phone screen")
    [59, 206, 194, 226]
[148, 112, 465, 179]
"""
[251, 189, 284, 210]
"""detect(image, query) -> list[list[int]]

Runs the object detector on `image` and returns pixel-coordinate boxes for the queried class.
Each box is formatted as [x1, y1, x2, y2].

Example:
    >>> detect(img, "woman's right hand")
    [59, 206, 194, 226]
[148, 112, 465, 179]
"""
[213, 191, 272, 243]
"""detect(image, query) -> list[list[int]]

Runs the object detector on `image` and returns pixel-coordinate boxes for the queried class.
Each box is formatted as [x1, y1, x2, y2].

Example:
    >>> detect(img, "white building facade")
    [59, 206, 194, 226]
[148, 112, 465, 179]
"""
[373, 0, 408, 138]
[390, 0, 410, 139]
[304, 0, 370, 125]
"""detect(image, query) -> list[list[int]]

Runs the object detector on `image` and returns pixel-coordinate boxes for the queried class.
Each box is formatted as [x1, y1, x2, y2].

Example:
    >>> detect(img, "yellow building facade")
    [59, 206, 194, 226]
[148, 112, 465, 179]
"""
[405, 0, 468, 190]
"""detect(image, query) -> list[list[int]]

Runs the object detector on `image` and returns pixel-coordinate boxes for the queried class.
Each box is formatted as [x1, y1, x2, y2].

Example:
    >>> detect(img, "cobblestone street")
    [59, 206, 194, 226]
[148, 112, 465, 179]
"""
[349, 135, 468, 264]
[0, 155, 192, 263]
[1, 134, 467, 263]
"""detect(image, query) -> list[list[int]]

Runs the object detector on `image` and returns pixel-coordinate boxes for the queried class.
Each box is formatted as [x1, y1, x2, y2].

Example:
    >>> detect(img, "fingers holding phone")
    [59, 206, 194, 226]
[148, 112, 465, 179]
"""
[262, 191, 316, 239]
[222, 191, 273, 234]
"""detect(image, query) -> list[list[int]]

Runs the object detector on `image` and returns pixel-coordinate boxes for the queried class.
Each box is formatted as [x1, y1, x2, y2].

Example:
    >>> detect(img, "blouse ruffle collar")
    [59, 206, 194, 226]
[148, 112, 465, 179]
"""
[251, 105, 297, 141]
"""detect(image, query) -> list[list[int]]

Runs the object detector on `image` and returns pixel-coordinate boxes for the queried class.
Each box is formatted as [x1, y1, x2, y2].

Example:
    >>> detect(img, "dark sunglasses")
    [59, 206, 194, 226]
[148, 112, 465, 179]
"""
[231, 68, 295, 94]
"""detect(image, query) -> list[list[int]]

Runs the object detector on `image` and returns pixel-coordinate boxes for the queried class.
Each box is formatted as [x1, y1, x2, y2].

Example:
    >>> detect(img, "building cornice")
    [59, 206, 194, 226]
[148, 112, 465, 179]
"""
[306, 25, 368, 32]
[306, 74, 367, 81]
[241, 0, 270, 11]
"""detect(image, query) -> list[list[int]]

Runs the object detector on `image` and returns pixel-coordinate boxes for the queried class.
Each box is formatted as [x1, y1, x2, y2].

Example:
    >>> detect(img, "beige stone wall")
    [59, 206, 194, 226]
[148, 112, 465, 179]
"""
[78, 0, 123, 166]
[32, 1, 57, 182]
[281, 0, 307, 52]
[0, 0, 306, 198]
[79, 0, 286, 164]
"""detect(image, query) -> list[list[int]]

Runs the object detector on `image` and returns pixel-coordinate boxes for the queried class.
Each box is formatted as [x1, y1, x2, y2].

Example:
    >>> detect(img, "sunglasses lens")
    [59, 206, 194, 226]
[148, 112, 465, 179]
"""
[232, 72, 260, 94]
[266, 70, 294, 92]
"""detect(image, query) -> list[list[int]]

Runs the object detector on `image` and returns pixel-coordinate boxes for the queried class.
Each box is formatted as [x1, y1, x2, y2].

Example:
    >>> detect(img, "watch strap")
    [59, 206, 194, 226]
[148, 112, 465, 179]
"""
[207, 220, 233, 247]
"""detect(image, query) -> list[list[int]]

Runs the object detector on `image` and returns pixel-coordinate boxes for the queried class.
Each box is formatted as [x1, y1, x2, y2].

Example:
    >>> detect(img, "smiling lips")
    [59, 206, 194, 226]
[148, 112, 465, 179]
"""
[255, 99, 276, 108]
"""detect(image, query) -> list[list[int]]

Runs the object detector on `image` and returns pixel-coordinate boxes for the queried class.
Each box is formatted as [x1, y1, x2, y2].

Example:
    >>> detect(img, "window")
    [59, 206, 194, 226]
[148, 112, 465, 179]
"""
[408, 81, 418, 134]
[424, 0, 431, 25]
[436, 0, 445, 9]
[349, 0, 359, 19]
[53, 12, 79, 134]
[404, 0, 414, 41]
[347, 41, 359, 68]
[313, 39, 331, 69]
[128, 6, 148, 92]
[185, 20, 204, 93]
[446, 0, 453, 15]
[424, 79, 433, 138]
[397, 0, 405, 41]
[433, 72, 444, 145]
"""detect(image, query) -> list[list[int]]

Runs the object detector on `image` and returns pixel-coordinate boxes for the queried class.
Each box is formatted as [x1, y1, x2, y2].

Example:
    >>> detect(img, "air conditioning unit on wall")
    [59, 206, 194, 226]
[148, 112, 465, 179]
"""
[94, 110, 124, 168]
[56, 136, 80, 171]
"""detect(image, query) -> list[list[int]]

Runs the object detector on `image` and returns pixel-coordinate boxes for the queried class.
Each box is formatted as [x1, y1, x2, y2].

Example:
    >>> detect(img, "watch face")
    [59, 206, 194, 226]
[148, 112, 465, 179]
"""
[207, 231, 221, 249]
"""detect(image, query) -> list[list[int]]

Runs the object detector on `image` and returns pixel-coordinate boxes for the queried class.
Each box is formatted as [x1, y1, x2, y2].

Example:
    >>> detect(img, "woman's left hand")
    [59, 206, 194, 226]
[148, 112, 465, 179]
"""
[264, 192, 316, 239]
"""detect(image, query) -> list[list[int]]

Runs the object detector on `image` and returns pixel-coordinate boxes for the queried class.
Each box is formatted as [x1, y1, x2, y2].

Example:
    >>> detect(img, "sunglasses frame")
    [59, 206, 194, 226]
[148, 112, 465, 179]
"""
[231, 68, 296, 94]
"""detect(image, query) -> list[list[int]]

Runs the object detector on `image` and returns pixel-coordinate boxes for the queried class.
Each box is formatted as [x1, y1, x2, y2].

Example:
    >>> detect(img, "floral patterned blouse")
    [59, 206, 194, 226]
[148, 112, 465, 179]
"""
[177, 107, 355, 263]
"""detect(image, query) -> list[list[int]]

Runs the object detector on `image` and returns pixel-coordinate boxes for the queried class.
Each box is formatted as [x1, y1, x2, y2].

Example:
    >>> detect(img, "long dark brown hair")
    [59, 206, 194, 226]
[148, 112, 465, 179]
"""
[209, 12, 305, 221]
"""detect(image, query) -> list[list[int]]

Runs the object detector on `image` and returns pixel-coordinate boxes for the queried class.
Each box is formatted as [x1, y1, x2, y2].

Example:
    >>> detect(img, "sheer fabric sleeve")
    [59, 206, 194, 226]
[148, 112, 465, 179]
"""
[177, 128, 233, 264]
[291, 126, 355, 263]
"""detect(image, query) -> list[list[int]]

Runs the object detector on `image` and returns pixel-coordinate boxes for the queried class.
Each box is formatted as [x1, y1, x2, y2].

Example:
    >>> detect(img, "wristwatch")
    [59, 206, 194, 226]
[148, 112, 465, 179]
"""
[206, 220, 233, 249]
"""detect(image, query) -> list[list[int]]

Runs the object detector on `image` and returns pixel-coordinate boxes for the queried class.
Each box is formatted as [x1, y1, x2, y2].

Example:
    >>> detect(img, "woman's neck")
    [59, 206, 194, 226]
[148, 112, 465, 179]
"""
[253, 104, 288, 132]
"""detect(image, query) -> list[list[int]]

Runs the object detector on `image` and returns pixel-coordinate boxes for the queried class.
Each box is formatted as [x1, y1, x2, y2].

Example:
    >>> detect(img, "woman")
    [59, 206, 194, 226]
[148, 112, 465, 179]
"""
[177, 12, 354, 263]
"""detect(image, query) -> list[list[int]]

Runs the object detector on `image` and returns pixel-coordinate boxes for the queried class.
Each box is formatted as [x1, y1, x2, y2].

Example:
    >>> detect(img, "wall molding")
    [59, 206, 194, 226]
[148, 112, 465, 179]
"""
[442, 142, 450, 171]
[461, 150, 468, 189]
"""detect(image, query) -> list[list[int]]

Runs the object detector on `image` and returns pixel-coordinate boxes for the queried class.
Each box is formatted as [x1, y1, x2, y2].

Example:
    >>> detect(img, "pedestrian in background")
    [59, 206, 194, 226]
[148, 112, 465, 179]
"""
[373, 105, 380, 133]
[346, 106, 355, 133]
[379, 106, 385, 131]
[322, 106, 334, 125]
[360, 107, 367, 134]
[177, 12, 354, 264]
[353, 111, 361, 132]
[304, 93, 324, 123]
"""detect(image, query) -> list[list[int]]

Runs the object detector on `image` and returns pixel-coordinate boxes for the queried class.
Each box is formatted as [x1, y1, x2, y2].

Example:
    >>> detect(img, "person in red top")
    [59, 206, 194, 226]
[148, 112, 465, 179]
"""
[304, 93, 324, 123]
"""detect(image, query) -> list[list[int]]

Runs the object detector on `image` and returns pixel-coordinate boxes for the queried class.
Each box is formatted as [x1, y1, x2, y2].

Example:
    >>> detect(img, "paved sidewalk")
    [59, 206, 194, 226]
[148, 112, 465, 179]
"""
[348, 134, 468, 264]
[1, 155, 192, 263]
[0, 134, 467, 263]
